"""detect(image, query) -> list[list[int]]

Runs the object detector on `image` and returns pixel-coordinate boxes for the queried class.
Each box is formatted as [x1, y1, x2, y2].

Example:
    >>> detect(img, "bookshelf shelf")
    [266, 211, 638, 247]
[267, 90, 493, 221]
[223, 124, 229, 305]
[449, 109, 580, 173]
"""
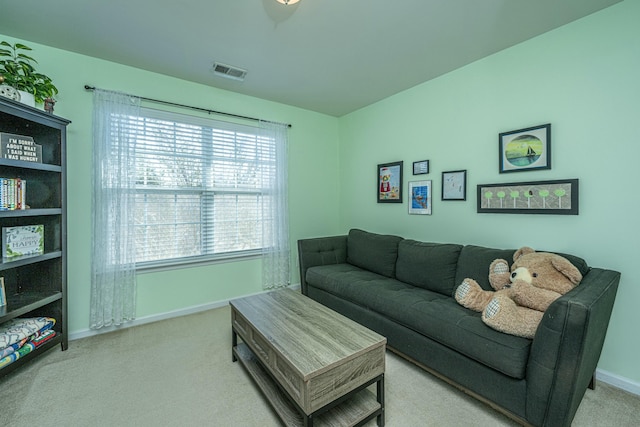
[0, 96, 69, 379]
[0, 208, 62, 218]
[0, 251, 62, 271]
[0, 290, 62, 322]
[0, 159, 62, 173]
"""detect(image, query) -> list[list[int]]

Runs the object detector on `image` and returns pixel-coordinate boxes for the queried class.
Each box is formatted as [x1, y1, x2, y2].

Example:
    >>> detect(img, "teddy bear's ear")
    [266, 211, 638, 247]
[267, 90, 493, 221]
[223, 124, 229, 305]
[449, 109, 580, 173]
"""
[513, 246, 535, 262]
[552, 256, 583, 285]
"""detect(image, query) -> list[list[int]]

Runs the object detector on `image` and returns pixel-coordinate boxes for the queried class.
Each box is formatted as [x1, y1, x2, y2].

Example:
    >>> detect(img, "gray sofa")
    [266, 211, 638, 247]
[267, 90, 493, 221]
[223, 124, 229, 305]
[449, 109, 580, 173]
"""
[297, 229, 620, 427]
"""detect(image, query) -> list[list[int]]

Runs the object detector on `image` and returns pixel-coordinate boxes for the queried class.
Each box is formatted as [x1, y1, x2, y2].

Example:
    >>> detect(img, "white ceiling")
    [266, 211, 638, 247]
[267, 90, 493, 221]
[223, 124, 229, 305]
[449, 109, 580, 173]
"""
[0, 0, 621, 117]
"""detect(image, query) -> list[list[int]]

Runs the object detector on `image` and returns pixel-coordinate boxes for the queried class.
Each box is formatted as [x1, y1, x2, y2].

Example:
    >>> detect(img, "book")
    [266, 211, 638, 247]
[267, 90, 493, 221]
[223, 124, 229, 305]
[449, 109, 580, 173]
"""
[0, 277, 5, 307]
[2, 225, 44, 259]
[0, 133, 42, 163]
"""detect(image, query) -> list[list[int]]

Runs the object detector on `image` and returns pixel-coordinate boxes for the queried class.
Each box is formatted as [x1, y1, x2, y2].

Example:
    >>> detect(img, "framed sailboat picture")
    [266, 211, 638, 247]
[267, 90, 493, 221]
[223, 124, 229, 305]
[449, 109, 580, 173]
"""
[499, 124, 551, 173]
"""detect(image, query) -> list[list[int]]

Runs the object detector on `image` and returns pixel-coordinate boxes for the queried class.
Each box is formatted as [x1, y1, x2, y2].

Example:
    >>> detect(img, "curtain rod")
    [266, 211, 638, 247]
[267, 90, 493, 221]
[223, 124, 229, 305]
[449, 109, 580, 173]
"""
[83, 85, 291, 128]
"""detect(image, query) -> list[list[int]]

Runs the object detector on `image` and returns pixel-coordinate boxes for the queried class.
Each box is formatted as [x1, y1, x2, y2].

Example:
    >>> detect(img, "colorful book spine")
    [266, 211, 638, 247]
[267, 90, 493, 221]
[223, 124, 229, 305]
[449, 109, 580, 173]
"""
[0, 178, 5, 211]
[0, 178, 26, 211]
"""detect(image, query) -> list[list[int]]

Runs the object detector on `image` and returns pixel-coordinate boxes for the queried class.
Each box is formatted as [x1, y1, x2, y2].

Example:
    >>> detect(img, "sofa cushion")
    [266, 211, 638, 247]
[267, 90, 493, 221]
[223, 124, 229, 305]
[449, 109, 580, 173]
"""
[306, 263, 409, 305]
[306, 264, 531, 379]
[395, 240, 463, 296]
[455, 245, 590, 292]
[372, 291, 532, 379]
[347, 229, 403, 278]
[455, 245, 517, 291]
[551, 251, 589, 277]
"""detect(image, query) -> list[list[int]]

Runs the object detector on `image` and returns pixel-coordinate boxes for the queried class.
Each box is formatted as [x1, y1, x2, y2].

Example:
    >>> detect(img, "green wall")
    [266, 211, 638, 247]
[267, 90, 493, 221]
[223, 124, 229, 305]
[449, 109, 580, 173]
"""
[338, 0, 639, 386]
[0, 34, 341, 334]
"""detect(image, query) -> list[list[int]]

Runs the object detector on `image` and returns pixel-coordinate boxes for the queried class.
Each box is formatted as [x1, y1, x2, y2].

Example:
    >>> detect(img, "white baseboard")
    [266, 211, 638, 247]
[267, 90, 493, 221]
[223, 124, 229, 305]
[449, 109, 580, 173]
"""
[69, 284, 638, 398]
[69, 284, 300, 341]
[596, 368, 640, 396]
[69, 299, 229, 341]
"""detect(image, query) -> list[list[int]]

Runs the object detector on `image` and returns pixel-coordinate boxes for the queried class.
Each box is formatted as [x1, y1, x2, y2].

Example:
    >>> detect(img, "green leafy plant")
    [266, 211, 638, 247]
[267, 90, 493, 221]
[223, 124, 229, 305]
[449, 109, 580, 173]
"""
[0, 41, 58, 103]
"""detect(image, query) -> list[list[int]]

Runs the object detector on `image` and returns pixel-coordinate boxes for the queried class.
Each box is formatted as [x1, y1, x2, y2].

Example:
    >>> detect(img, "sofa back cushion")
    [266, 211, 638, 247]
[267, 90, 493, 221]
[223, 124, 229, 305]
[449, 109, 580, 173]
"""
[455, 245, 516, 292]
[347, 229, 403, 278]
[395, 240, 463, 296]
[454, 245, 590, 292]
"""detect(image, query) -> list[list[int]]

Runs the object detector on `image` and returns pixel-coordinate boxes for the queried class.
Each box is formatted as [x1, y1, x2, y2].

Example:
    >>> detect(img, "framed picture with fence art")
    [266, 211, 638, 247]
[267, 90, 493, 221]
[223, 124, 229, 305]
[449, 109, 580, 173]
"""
[477, 179, 578, 215]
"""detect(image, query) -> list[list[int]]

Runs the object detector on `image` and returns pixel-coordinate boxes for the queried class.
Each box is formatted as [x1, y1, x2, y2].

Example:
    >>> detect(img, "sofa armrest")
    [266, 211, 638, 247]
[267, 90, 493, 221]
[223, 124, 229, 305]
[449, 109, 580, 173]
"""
[297, 235, 347, 295]
[525, 267, 620, 427]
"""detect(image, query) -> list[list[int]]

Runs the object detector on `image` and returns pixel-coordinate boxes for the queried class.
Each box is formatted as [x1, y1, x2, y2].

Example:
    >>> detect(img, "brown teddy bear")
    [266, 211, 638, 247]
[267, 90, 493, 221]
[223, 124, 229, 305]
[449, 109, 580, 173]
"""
[455, 247, 583, 338]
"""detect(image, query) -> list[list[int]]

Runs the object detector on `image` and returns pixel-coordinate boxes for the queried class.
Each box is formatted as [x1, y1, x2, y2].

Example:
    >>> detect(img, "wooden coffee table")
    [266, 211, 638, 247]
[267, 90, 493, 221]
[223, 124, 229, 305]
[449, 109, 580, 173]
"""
[231, 289, 386, 427]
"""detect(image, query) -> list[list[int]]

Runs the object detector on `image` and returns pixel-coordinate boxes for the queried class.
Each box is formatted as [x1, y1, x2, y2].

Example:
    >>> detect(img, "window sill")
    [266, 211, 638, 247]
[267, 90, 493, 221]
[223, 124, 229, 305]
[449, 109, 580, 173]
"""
[135, 250, 262, 274]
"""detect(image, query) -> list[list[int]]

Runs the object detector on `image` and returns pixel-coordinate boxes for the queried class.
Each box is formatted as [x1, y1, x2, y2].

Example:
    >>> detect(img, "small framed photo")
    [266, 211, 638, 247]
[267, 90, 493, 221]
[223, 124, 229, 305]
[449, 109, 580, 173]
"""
[413, 160, 429, 175]
[499, 123, 551, 173]
[0, 277, 6, 307]
[442, 170, 467, 201]
[378, 161, 403, 203]
[408, 181, 432, 215]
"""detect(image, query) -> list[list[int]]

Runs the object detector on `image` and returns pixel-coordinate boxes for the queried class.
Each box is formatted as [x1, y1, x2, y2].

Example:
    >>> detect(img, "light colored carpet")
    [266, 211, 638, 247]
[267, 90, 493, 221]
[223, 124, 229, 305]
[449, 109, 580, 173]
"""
[1, 305, 639, 426]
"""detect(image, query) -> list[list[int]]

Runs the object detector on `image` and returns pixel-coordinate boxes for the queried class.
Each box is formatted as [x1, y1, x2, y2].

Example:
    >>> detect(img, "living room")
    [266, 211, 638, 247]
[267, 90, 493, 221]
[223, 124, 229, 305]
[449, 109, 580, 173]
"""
[0, 0, 638, 424]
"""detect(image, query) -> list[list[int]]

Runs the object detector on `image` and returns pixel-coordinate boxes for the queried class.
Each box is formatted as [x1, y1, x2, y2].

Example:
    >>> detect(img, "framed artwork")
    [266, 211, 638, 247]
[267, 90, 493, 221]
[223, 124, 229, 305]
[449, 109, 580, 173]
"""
[378, 161, 403, 203]
[413, 160, 429, 175]
[442, 170, 467, 201]
[499, 123, 551, 173]
[408, 180, 432, 215]
[477, 179, 578, 215]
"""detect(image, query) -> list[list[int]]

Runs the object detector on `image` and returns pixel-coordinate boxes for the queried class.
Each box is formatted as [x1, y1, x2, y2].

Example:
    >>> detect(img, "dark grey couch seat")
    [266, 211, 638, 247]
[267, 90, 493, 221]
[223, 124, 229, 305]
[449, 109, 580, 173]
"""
[306, 263, 531, 379]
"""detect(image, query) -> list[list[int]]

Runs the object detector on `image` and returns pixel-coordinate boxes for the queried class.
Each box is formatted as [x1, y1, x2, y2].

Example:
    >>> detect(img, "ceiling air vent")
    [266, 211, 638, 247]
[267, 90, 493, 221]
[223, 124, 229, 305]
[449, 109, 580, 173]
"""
[212, 62, 247, 81]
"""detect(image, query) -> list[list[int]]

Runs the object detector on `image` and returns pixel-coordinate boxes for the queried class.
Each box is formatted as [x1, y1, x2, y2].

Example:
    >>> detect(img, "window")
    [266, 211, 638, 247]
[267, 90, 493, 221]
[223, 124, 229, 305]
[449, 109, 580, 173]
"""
[128, 108, 278, 268]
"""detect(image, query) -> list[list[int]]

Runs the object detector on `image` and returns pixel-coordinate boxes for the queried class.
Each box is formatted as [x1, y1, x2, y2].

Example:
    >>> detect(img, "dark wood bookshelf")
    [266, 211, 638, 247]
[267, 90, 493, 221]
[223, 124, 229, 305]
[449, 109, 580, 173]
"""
[0, 96, 69, 379]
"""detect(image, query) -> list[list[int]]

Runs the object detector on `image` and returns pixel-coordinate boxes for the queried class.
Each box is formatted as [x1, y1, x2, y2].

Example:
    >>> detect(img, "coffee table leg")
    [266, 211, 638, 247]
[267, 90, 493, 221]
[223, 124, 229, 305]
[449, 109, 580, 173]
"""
[232, 329, 238, 362]
[377, 374, 385, 427]
[304, 414, 313, 427]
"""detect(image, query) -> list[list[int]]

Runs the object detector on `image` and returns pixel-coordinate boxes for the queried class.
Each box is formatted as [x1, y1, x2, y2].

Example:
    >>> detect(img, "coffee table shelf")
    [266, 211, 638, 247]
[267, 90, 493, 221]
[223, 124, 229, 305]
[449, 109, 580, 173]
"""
[233, 343, 382, 427]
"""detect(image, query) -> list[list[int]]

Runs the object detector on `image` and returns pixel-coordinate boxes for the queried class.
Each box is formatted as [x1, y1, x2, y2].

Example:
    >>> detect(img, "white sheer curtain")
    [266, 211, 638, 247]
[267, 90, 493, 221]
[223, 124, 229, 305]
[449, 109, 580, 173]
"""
[90, 89, 140, 329]
[260, 120, 290, 290]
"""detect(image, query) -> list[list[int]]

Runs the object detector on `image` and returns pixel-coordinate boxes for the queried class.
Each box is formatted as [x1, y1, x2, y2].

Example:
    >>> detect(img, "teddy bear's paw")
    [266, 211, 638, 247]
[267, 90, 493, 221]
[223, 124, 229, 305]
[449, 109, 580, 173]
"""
[483, 295, 541, 339]
[455, 280, 472, 301]
[492, 260, 509, 275]
[455, 279, 488, 312]
[483, 295, 516, 320]
[484, 297, 501, 319]
[456, 279, 481, 304]
[489, 259, 512, 291]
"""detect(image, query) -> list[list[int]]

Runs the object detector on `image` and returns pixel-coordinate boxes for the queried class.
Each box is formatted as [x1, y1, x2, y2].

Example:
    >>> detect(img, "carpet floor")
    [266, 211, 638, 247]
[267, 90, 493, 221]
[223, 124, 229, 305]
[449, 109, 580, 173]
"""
[1, 305, 638, 426]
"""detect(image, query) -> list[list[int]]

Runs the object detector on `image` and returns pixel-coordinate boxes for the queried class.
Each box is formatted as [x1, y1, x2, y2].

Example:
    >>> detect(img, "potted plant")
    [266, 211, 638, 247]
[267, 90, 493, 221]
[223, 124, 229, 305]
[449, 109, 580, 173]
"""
[0, 41, 58, 107]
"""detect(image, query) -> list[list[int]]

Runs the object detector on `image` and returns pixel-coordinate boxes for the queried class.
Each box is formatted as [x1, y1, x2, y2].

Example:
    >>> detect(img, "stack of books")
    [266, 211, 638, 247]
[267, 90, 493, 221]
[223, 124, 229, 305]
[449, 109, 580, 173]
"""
[0, 178, 26, 210]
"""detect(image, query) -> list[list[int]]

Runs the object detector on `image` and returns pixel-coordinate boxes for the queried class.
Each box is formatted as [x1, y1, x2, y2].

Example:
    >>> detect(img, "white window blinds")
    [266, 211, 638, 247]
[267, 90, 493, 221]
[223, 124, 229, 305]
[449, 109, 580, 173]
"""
[130, 108, 277, 267]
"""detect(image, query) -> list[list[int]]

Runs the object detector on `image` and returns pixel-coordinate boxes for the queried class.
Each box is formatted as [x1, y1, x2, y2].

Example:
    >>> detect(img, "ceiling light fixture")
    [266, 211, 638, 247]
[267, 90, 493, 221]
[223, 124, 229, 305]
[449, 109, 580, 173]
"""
[276, 0, 300, 5]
